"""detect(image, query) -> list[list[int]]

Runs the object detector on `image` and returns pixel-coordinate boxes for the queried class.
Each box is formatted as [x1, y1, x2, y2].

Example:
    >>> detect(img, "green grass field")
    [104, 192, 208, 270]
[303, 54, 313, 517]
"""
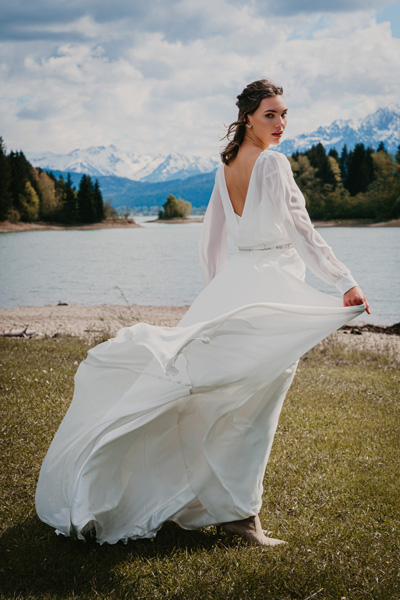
[0, 335, 399, 600]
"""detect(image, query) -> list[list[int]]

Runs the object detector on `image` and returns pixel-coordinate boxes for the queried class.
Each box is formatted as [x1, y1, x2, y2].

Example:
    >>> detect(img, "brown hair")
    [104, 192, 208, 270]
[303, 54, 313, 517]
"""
[221, 79, 284, 165]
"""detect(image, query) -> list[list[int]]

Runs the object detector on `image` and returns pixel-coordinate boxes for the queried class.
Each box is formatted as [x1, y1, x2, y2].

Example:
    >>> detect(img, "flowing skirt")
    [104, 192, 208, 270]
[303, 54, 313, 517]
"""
[35, 247, 364, 543]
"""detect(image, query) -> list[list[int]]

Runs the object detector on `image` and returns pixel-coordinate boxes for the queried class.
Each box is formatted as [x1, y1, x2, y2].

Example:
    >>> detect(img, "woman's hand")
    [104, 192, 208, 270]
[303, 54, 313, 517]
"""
[343, 286, 370, 314]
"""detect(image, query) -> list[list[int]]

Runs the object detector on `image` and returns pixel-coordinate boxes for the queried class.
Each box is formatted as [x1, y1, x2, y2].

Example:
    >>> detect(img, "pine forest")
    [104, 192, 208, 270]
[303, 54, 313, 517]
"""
[0, 138, 105, 225]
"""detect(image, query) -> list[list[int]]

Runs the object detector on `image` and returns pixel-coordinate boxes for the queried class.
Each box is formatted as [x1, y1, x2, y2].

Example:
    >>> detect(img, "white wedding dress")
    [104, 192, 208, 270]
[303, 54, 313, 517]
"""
[36, 150, 365, 544]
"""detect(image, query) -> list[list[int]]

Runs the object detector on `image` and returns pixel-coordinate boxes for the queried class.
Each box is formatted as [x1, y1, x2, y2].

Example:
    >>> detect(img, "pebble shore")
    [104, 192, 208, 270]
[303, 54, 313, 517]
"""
[0, 304, 399, 361]
[0, 304, 188, 343]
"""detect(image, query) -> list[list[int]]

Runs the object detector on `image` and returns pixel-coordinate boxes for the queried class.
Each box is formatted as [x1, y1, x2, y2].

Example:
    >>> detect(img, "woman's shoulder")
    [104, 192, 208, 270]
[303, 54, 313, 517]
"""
[258, 150, 292, 175]
[259, 149, 290, 165]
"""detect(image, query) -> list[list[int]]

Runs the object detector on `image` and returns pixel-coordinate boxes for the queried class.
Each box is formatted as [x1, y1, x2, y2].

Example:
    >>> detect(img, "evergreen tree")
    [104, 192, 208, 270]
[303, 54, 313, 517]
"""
[339, 145, 348, 180]
[53, 174, 67, 222]
[77, 174, 96, 223]
[0, 137, 11, 220]
[345, 144, 375, 196]
[93, 179, 105, 221]
[62, 174, 78, 224]
[8, 151, 33, 217]
[376, 141, 387, 153]
[306, 143, 336, 186]
[328, 148, 339, 161]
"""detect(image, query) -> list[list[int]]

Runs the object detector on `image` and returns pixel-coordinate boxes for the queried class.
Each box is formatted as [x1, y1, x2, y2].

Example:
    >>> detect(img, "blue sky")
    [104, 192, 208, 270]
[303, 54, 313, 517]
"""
[1, 0, 399, 156]
[377, 1, 400, 35]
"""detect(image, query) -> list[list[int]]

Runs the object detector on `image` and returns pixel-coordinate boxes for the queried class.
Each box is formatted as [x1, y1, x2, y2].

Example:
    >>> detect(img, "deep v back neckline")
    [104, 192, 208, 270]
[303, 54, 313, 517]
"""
[221, 151, 265, 219]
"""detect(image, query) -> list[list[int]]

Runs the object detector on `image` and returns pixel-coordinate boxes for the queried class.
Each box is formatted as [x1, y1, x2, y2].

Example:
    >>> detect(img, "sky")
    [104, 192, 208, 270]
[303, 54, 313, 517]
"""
[1, 0, 400, 157]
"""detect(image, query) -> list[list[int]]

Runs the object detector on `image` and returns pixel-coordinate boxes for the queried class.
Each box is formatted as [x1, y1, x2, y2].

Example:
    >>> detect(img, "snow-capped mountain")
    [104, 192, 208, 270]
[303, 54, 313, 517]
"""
[26, 145, 161, 180]
[278, 106, 400, 155]
[140, 154, 220, 183]
[26, 145, 220, 183]
[26, 107, 400, 183]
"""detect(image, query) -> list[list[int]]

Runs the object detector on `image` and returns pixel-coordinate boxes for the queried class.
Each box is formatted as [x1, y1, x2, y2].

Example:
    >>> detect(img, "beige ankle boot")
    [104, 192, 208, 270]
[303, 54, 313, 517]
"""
[220, 515, 286, 546]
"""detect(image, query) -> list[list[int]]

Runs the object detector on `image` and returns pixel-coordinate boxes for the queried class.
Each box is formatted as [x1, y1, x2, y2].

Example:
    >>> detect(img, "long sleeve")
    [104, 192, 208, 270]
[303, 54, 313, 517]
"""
[199, 177, 228, 286]
[265, 153, 358, 295]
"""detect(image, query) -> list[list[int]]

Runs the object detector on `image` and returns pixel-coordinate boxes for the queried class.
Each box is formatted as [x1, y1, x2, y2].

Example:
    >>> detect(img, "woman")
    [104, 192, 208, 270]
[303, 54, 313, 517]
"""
[36, 80, 368, 547]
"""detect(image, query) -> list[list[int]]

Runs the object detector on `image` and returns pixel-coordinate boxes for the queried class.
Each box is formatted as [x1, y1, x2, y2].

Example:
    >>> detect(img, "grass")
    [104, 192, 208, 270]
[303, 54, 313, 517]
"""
[0, 335, 399, 600]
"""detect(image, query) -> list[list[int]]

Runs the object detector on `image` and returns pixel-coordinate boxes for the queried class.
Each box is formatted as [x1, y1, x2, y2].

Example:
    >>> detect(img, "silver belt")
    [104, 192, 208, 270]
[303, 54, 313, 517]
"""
[238, 242, 293, 252]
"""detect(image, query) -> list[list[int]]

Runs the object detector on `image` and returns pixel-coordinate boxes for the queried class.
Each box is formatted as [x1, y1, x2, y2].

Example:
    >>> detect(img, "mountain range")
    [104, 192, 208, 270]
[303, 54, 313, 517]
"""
[277, 106, 400, 155]
[27, 146, 220, 184]
[26, 106, 400, 210]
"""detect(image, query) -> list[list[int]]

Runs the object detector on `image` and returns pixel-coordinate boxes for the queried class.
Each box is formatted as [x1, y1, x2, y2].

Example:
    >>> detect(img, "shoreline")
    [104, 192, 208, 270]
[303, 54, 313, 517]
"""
[148, 217, 204, 224]
[312, 218, 400, 228]
[0, 304, 189, 342]
[1, 217, 400, 233]
[1, 305, 399, 356]
[0, 218, 141, 233]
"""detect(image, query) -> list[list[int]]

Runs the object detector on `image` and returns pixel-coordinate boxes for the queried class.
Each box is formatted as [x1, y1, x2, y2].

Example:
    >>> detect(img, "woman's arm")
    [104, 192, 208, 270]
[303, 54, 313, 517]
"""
[199, 178, 228, 285]
[265, 153, 370, 312]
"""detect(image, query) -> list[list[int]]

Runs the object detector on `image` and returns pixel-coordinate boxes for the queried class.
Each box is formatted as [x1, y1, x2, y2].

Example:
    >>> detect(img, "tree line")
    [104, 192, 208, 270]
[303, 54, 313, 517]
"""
[1, 137, 399, 224]
[289, 142, 400, 221]
[0, 138, 106, 224]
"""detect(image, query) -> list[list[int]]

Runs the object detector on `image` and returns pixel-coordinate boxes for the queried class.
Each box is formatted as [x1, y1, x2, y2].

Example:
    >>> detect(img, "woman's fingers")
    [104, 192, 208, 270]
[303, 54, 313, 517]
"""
[343, 286, 370, 314]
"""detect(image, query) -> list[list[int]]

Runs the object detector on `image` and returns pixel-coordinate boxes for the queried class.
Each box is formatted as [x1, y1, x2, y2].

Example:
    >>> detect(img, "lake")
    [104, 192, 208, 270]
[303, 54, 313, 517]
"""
[0, 221, 399, 326]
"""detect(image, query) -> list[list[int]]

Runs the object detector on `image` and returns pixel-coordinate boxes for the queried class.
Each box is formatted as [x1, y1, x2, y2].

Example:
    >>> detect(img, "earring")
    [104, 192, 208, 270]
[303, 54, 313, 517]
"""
[246, 123, 252, 129]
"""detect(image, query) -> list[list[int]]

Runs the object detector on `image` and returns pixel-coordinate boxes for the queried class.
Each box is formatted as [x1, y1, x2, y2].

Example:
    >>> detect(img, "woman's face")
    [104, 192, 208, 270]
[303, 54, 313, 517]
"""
[247, 95, 288, 148]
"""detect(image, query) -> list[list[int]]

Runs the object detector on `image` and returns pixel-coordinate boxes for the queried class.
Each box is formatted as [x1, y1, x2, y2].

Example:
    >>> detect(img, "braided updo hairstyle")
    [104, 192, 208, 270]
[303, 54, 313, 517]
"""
[221, 79, 284, 165]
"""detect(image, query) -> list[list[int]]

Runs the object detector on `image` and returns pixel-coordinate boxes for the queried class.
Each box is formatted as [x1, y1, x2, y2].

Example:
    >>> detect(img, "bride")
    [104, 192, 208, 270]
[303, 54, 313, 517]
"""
[35, 79, 369, 547]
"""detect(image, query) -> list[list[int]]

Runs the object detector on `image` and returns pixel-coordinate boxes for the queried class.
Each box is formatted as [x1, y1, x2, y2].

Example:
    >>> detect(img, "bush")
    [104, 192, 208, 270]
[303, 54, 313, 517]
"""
[104, 199, 119, 220]
[7, 208, 20, 222]
[159, 194, 192, 219]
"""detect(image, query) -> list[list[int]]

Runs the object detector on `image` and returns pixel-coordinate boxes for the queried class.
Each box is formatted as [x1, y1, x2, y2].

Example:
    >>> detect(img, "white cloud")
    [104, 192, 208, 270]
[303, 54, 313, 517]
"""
[0, 1, 399, 156]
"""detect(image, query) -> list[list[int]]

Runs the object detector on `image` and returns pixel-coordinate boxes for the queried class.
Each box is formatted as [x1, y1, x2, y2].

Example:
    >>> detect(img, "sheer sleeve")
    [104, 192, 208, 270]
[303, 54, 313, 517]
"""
[199, 177, 228, 286]
[265, 153, 358, 295]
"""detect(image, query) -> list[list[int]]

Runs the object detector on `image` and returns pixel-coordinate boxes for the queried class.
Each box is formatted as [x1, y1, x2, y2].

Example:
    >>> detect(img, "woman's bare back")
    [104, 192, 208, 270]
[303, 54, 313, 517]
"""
[223, 148, 263, 216]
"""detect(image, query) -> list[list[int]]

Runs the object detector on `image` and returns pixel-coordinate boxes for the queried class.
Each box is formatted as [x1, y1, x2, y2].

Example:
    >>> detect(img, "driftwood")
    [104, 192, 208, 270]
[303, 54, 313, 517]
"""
[0, 326, 44, 339]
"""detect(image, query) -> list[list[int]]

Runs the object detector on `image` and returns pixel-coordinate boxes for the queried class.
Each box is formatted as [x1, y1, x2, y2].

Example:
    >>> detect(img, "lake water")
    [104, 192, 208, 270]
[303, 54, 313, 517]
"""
[1, 220, 399, 326]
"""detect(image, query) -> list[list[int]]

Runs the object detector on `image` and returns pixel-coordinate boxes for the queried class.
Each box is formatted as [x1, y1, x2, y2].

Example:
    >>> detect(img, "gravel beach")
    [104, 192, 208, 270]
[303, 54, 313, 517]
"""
[0, 304, 399, 360]
[0, 304, 188, 343]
